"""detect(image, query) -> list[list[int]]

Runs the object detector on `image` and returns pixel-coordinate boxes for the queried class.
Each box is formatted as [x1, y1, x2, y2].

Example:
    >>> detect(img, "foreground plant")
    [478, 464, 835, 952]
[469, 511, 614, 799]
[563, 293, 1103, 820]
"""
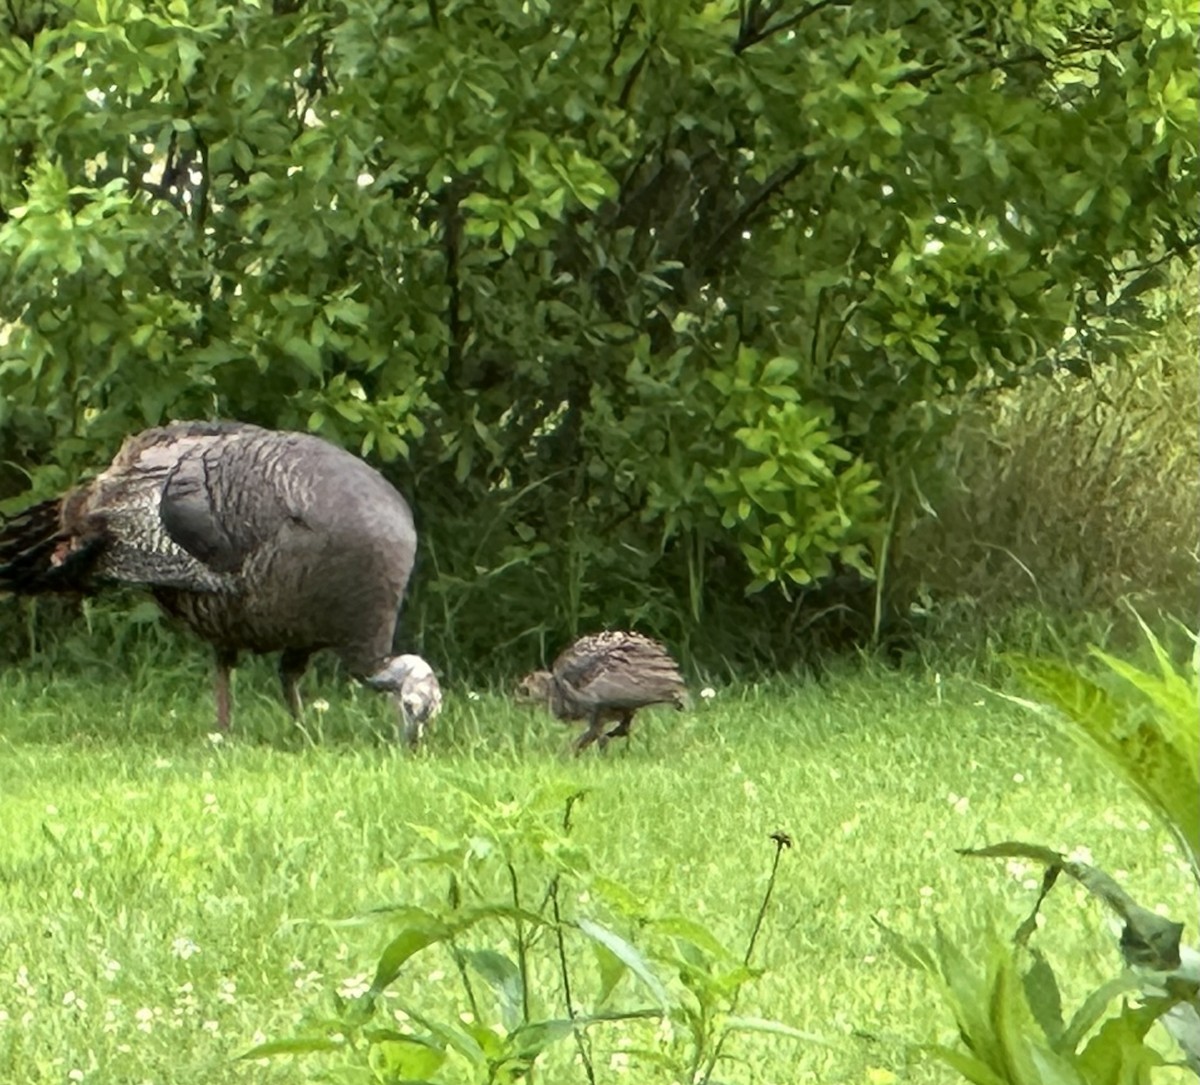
[883, 620, 1200, 1081]
[240, 786, 820, 1081]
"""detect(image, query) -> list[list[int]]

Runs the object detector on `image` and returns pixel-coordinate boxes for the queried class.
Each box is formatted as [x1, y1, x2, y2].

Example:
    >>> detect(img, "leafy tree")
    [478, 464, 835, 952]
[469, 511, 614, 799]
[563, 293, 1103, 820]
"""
[0, 0, 1195, 670]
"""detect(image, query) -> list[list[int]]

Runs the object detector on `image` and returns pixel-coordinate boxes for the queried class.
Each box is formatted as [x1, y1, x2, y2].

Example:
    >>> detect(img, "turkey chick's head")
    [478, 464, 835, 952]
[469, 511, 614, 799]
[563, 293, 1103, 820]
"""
[514, 670, 554, 705]
[366, 654, 443, 748]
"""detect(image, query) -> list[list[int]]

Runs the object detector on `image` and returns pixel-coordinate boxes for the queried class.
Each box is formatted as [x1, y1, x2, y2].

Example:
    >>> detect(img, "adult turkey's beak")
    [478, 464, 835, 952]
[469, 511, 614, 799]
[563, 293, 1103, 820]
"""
[366, 654, 443, 749]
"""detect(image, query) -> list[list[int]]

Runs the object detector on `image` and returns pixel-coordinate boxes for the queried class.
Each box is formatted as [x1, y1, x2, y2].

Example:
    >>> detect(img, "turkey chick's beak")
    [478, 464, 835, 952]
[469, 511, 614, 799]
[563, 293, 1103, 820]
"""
[366, 654, 443, 748]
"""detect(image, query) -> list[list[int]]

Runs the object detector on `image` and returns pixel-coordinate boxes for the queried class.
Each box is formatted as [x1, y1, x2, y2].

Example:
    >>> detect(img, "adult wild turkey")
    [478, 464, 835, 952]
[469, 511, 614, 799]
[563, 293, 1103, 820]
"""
[0, 421, 440, 744]
[516, 631, 686, 754]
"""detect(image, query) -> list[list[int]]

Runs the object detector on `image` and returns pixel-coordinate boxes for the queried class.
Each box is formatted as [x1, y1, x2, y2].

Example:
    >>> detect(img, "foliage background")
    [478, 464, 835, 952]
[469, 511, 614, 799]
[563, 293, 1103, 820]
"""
[0, 0, 1196, 674]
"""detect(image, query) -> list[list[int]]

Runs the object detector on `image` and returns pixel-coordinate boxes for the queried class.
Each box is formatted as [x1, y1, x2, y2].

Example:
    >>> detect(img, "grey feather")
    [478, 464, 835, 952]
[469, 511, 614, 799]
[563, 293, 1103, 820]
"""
[0, 420, 438, 739]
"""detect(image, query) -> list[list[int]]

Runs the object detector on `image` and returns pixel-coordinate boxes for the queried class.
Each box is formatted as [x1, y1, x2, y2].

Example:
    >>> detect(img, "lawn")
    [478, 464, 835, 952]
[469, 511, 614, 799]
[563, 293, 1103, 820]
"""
[0, 653, 1194, 1084]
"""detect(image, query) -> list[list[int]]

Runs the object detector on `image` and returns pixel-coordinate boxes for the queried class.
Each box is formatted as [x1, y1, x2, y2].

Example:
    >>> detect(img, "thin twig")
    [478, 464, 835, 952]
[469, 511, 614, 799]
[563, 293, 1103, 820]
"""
[506, 862, 531, 1023]
[550, 876, 596, 1084]
[699, 831, 793, 1084]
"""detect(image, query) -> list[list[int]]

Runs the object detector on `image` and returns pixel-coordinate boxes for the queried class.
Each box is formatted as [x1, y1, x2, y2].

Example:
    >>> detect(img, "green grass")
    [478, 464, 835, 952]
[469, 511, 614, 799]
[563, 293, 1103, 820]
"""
[0, 655, 1195, 1084]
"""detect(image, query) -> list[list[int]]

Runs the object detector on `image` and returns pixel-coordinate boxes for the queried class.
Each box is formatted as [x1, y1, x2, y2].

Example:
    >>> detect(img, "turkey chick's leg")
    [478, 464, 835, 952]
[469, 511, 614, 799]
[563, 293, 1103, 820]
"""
[603, 711, 635, 742]
[279, 648, 312, 720]
[213, 648, 238, 732]
[573, 711, 607, 755]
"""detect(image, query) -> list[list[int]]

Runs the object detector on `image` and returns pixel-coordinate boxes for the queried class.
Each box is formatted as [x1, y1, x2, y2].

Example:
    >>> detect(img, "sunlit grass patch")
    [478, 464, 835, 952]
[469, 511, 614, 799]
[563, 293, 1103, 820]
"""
[0, 660, 1193, 1082]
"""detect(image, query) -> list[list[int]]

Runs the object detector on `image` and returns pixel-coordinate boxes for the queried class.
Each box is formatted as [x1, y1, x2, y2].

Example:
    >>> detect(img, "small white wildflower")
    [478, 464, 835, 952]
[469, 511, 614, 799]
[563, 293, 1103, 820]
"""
[311, 698, 330, 714]
[202, 1020, 220, 1034]
[467, 691, 481, 701]
[72, 887, 84, 900]
[135, 1007, 155, 1033]
[62, 990, 78, 1007]
[171, 937, 200, 961]
[206, 732, 224, 746]
[918, 885, 935, 899]
[336, 973, 371, 1000]
[68, 1071, 84, 1083]
[202, 793, 218, 808]
[576, 891, 590, 905]
[393, 1009, 411, 1025]
[700, 687, 716, 700]
[102, 958, 121, 981]
[459, 1012, 475, 1025]
[947, 793, 969, 815]
[217, 979, 237, 1005]
[1012, 772, 1025, 783]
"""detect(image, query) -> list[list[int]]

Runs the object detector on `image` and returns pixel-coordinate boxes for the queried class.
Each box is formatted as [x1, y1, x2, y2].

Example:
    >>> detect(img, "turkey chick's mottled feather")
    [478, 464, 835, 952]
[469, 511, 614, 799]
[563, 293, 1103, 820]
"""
[1, 421, 438, 738]
[516, 631, 685, 753]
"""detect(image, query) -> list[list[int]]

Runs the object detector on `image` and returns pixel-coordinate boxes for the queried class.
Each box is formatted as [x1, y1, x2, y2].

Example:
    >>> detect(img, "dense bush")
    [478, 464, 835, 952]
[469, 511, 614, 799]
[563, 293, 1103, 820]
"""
[1, 0, 1196, 671]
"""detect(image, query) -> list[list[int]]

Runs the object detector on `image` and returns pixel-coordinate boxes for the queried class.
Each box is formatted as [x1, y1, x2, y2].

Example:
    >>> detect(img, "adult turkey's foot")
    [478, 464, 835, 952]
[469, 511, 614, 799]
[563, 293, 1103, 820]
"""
[366, 655, 443, 748]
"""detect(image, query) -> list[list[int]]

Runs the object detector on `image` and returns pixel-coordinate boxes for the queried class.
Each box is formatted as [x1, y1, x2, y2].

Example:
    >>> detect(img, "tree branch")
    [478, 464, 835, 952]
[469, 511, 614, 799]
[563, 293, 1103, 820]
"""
[733, 0, 847, 55]
[699, 154, 810, 270]
[897, 28, 1139, 87]
[603, 2, 639, 77]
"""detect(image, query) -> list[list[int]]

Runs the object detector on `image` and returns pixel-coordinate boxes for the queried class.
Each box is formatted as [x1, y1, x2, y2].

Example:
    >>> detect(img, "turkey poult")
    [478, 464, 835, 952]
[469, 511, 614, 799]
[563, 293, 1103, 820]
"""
[0, 421, 441, 745]
[516, 631, 686, 754]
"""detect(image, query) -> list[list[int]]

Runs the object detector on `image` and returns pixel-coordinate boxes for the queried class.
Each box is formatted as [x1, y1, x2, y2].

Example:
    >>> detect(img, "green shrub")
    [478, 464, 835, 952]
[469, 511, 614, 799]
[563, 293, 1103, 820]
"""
[885, 621, 1200, 1080]
[1, 1, 1197, 669]
[244, 787, 822, 1082]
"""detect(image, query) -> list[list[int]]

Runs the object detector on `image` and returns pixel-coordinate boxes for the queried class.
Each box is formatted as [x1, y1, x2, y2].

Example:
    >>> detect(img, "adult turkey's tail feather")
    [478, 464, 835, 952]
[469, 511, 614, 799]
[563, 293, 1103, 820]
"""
[0, 498, 104, 594]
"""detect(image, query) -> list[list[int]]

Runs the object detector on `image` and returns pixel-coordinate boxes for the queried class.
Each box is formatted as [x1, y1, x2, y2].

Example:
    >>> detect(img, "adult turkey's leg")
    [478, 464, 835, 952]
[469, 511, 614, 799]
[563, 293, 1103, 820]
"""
[213, 648, 238, 732]
[279, 649, 312, 720]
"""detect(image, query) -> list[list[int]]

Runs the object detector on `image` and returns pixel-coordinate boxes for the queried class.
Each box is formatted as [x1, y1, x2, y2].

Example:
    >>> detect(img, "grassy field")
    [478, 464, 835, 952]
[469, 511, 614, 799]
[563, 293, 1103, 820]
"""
[0, 652, 1195, 1084]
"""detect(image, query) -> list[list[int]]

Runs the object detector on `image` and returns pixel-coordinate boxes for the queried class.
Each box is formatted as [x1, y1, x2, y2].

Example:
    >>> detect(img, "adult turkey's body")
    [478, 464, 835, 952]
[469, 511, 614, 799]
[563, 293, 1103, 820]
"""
[0, 421, 440, 741]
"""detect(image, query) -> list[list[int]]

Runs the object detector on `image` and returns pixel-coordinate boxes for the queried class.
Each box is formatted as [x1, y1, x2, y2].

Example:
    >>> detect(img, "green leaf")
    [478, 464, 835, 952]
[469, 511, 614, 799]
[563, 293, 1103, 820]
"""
[464, 949, 523, 1028]
[237, 1036, 347, 1060]
[575, 918, 670, 1008]
[369, 911, 454, 993]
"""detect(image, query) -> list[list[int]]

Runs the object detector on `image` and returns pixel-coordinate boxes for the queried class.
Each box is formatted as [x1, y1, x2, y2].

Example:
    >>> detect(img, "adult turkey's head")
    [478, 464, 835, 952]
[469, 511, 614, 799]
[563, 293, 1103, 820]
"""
[366, 655, 443, 748]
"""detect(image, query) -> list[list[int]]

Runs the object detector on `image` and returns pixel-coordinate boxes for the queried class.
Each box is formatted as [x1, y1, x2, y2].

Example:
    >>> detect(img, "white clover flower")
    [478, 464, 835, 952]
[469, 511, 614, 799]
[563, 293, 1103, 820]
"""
[311, 698, 330, 714]
[700, 687, 716, 700]
[336, 973, 371, 1000]
[171, 937, 200, 961]
[206, 731, 224, 746]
